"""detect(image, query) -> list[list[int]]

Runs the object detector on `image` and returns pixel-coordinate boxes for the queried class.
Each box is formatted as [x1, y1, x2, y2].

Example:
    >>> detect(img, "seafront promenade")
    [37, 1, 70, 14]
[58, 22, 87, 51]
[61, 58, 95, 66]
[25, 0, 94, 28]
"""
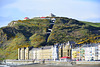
[2, 59, 100, 66]
[1, 60, 100, 67]
[3, 59, 74, 65]
[16, 64, 100, 67]
[0, 64, 100, 67]
[5, 59, 100, 64]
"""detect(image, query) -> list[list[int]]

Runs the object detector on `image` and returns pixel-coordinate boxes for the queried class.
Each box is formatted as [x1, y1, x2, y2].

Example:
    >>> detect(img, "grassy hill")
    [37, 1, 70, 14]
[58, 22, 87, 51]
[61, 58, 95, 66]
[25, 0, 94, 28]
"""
[0, 17, 100, 60]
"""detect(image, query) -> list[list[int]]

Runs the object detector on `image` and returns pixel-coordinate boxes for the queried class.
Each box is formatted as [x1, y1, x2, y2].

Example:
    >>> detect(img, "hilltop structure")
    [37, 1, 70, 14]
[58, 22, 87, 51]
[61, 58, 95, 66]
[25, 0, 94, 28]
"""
[24, 17, 29, 20]
[40, 13, 56, 19]
[49, 13, 56, 17]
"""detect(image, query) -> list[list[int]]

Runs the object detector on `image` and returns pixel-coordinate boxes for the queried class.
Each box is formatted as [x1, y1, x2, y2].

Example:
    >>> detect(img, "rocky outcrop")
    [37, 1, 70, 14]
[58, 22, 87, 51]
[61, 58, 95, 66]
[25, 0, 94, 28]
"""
[0, 29, 7, 47]
[8, 21, 19, 26]
[0, 26, 20, 47]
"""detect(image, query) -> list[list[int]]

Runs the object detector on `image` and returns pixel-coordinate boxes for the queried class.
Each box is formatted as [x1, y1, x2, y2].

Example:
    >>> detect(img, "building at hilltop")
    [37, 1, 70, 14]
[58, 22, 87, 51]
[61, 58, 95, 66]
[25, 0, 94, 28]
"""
[40, 13, 56, 19]
[18, 41, 73, 60]
[49, 13, 56, 17]
[24, 17, 29, 20]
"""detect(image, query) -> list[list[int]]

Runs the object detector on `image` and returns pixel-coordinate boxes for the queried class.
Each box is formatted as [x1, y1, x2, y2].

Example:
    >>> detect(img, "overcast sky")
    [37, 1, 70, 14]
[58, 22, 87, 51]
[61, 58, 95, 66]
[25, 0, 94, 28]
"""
[0, 0, 100, 28]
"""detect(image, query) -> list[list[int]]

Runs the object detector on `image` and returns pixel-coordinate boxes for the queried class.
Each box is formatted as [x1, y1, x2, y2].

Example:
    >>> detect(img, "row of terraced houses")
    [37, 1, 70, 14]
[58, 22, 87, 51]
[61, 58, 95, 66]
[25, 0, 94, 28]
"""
[18, 42, 100, 61]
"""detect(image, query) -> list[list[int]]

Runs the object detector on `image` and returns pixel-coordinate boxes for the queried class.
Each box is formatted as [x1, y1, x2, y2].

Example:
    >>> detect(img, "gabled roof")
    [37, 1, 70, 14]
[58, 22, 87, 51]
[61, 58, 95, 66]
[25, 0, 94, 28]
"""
[24, 17, 29, 19]
[40, 17, 46, 18]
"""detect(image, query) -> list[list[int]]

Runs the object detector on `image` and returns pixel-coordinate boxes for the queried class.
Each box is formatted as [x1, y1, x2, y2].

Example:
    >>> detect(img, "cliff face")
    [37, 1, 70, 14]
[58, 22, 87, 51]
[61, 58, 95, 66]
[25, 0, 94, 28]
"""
[0, 26, 20, 46]
[0, 17, 100, 60]
[0, 29, 7, 46]
[8, 21, 18, 26]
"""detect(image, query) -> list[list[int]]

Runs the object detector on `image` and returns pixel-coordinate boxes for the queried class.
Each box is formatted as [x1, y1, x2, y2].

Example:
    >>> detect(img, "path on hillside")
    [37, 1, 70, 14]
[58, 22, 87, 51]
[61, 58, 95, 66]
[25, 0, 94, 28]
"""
[45, 18, 56, 43]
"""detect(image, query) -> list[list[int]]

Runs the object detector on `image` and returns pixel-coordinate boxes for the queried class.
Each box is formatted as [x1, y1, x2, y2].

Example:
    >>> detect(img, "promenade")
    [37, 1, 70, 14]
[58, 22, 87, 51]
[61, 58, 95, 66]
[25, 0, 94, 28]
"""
[1, 60, 100, 67]
[16, 64, 100, 67]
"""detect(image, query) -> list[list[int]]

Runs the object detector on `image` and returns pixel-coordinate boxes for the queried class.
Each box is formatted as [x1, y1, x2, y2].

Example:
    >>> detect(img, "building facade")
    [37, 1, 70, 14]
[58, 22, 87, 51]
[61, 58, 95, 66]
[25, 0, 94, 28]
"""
[98, 45, 100, 60]
[18, 41, 73, 60]
[72, 48, 80, 61]
[72, 43, 100, 61]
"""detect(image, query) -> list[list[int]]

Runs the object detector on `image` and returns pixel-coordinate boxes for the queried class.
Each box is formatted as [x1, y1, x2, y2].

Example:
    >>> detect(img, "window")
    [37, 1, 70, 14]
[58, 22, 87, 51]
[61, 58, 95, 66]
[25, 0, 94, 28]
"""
[68, 50, 69, 56]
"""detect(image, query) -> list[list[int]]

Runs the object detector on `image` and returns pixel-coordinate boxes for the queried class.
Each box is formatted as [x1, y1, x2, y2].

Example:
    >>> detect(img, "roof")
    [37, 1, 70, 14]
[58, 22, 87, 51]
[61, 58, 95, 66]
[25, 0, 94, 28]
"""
[60, 56, 71, 59]
[40, 17, 46, 18]
[29, 46, 52, 51]
[49, 13, 56, 17]
[41, 46, 52, 49]
[29, 46, 34, 50]
[24, 17, 29, 19]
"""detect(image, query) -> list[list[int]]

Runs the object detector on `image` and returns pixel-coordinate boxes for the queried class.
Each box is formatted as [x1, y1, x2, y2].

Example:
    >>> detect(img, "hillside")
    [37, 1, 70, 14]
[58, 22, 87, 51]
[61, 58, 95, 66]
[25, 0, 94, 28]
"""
[0, 17, 100, 60]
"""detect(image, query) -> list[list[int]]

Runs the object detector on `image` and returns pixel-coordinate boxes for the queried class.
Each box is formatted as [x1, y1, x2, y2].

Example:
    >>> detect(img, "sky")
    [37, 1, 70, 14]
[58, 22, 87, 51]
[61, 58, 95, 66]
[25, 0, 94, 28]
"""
[0, 0, 100, 28]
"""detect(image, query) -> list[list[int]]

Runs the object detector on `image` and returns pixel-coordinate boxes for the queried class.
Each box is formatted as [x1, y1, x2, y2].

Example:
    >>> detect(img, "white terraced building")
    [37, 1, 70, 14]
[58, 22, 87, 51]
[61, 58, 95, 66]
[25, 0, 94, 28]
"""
[72, 43, 100, 61]
[85, 46, 96, 61]
[97, 45, 100, 60]
[84, 44, 100, 61]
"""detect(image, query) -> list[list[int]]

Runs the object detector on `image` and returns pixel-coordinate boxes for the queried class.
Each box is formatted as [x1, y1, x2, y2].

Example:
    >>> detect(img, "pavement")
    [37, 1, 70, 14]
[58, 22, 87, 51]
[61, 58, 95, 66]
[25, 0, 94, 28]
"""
[15, 64, 100, 67]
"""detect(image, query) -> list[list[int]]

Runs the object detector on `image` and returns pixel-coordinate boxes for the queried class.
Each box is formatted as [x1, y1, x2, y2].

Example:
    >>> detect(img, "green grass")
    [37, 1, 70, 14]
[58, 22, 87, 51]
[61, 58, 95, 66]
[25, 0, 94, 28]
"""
[81, 21, 100, 27]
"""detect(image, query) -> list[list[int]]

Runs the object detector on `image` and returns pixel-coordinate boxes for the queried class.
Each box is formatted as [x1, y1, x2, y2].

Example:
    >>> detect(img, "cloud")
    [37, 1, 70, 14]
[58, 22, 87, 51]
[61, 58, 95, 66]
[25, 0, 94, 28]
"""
[0, 0, 17, 7]
[0, 0, 100, 23]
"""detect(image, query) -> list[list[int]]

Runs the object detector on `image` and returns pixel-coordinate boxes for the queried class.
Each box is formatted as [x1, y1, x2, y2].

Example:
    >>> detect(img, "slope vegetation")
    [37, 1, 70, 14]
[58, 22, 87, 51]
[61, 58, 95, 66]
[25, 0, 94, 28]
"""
[0, 17, 100, 60]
